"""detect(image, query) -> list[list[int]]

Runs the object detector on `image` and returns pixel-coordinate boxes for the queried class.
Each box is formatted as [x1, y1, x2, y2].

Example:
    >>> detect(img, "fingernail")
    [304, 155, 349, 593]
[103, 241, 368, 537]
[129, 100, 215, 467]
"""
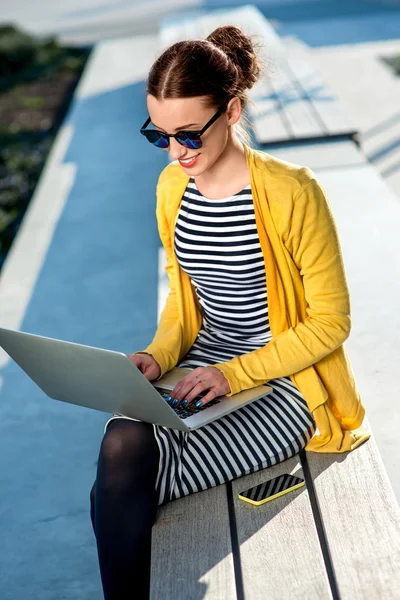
[172, 399, 178, 407]
[182, 399, 188, 407]
[166, 396, 172, 403]
[195, 400, 203, 407]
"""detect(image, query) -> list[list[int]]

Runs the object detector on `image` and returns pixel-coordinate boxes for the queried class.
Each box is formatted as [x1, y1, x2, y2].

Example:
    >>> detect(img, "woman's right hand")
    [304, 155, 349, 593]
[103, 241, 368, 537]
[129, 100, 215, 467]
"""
[127, 352, 161, 382]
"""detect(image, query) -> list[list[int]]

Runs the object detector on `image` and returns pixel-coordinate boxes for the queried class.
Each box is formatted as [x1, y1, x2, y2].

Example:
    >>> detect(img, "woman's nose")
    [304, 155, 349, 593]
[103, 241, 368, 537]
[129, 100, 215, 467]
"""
[168, 138, 186, 160]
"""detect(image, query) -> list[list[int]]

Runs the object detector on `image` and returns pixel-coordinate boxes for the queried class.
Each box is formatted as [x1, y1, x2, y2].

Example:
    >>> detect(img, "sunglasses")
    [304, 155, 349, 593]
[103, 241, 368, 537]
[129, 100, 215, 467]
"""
[140, 101, 228, 149]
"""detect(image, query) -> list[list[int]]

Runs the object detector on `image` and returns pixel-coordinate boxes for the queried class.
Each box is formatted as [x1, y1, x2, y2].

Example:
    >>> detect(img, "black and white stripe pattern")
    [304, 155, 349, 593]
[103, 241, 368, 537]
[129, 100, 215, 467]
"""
[174, 177, 271, 356]
[153, 376, 316, 504]
[104, 178, 316, 506]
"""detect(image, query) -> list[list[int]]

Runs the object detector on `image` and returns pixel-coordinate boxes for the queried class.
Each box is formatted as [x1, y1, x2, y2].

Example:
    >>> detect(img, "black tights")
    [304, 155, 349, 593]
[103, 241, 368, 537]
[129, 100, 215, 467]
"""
[90, 419, 160, 600]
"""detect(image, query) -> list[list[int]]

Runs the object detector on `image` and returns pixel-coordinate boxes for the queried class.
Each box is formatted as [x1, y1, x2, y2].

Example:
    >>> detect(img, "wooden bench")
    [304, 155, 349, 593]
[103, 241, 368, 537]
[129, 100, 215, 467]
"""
[151, 417, 400, 599]
[150, 7, 400, 598]
[159, 4, 359, 148]
[150, 6, 400, 597]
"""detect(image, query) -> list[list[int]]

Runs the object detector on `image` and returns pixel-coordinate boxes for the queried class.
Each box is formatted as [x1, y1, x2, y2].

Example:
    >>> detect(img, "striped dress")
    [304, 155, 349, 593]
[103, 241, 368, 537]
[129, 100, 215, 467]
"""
[104, 177, 316, 506]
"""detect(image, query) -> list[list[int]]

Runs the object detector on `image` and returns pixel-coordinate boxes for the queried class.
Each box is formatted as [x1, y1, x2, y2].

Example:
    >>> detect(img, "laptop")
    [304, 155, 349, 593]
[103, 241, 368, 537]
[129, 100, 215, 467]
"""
[0, 327, 272, 432]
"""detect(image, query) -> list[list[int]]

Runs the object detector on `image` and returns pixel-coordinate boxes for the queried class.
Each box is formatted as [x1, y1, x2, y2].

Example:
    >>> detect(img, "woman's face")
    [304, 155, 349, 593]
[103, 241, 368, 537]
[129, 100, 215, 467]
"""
[146, 94, 241, 176]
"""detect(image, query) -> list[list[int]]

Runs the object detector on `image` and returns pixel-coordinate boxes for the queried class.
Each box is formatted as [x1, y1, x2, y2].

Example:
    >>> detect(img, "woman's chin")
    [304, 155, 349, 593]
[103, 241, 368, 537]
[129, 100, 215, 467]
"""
[180, 162, 206, 176]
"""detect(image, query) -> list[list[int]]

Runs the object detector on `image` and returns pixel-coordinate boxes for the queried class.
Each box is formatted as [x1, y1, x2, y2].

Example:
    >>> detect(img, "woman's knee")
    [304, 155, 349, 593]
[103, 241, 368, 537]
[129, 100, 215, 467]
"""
[101, 419, 157, 460]
[97, 419, 159, 487]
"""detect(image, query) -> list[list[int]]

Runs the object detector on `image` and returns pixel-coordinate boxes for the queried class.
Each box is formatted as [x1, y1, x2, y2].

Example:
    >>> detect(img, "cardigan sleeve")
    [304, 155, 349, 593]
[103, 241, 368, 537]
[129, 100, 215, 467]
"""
[212, 173, 352, 396]
[134, 178, 183, 377]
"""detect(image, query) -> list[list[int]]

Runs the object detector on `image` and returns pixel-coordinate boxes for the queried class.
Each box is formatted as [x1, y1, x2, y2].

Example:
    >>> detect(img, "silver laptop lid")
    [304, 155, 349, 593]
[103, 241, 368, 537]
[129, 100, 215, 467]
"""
[0, 327, 190, 431]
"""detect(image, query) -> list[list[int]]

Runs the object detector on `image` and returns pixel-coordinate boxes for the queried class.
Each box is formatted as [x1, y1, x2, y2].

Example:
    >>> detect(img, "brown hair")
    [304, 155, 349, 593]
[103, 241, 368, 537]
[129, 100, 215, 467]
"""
[146, 25, 264, 144]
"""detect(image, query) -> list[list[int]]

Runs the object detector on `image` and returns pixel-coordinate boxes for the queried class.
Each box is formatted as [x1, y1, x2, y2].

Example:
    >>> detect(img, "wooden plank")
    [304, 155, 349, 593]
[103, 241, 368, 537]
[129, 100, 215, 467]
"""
[306, 418, 400, 599]
[282, 36, 358, 136]
[265, 64, 323, 139]
[248, 77, 289, 144]
[231, 457, 332, 599]
[266, 139, 366, 170]
[151, 484, 237, 599]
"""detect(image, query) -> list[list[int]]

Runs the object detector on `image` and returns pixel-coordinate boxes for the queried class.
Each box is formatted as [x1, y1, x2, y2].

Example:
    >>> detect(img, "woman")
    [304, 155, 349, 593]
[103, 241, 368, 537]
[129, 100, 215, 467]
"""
[90, 26, 370, 599]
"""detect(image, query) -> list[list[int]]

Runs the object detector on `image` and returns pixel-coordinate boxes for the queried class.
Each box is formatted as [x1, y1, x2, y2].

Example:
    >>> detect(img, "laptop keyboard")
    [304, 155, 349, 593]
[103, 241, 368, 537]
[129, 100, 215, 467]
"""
[157, 388, 221, 419]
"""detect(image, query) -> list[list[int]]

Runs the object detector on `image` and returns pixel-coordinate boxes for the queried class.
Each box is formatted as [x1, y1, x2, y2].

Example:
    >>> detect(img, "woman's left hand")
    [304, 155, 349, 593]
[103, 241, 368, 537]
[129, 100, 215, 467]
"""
[169, 367, 231, 407]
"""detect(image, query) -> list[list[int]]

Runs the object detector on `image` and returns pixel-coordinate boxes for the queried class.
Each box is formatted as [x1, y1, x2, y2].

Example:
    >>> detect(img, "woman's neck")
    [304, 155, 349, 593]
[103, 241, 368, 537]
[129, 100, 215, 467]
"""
[194, 137, 250, 199]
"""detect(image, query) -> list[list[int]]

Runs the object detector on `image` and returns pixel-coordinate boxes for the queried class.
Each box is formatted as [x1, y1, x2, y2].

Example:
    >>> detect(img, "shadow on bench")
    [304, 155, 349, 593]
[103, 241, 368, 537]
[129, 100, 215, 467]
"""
[150, 418, 400, 599]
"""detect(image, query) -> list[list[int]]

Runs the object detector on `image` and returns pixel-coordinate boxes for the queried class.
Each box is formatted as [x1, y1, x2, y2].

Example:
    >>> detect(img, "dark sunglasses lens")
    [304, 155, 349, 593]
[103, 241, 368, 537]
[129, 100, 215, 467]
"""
[144, 131, 169, 148]
[176, 132, 202, 150]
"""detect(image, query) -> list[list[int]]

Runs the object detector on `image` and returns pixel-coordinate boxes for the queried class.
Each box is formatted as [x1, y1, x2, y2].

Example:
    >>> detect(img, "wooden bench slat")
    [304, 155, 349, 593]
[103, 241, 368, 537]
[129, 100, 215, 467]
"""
[231, 457, 332, 599]
[265, 139, 366, 170]
[264, 62, 324, 139]
[151, 484, 237, 600]
[283, 36, 357, 136]
[306, 418, 400, 599]
[248, 78, 290, 144]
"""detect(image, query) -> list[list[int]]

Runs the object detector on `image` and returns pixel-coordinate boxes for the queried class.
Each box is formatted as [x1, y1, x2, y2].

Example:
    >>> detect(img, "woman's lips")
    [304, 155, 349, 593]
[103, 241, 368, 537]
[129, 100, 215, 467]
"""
[179, 154, 200, 168]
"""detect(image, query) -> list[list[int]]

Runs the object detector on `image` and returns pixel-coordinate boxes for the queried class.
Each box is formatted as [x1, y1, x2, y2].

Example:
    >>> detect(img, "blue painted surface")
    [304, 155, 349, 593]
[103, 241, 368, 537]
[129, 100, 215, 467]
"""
[0, 81, 165, 597]
[201, 0, 400, 46]
[204, 0, 400, 21]
[275, 11, 400, 46]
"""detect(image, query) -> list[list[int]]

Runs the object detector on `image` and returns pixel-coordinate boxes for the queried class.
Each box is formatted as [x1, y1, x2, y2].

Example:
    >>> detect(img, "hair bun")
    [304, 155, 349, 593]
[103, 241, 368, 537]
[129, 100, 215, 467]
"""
[206, 25, 261, 91]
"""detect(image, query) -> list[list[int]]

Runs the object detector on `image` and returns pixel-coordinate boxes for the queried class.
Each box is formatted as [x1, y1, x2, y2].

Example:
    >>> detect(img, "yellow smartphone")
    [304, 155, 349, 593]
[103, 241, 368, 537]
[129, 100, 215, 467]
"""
[238, 473, 305, 506]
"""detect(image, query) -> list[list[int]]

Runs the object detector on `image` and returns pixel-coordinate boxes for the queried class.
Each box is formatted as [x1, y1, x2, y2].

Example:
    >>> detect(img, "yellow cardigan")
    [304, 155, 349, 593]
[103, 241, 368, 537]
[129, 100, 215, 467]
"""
[138, 142, 371, 453]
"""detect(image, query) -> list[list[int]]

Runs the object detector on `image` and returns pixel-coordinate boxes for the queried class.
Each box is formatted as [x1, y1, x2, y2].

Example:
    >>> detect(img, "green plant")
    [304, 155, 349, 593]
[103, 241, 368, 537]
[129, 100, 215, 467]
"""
[0, 24, 37, 75]
[0, 25, 91, 268]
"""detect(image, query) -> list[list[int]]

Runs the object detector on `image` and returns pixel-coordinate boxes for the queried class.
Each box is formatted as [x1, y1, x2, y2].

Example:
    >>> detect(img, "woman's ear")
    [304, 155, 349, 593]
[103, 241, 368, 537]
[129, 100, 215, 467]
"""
[226, 97, 242, 126]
